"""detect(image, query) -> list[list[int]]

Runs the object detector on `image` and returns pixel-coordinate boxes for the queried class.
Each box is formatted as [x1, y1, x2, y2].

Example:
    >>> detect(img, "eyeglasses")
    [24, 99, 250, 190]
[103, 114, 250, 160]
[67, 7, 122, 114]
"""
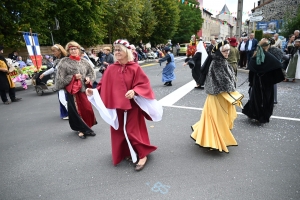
[114, 49, 122, 52]
[69, 48, 78, 51]
[221, 49, 230, 53]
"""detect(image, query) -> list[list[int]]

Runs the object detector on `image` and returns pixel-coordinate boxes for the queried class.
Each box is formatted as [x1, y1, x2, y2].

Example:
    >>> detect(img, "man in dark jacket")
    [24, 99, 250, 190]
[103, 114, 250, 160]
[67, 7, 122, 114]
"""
[245, 33, 258, 69]
[0, 46, 22, 104]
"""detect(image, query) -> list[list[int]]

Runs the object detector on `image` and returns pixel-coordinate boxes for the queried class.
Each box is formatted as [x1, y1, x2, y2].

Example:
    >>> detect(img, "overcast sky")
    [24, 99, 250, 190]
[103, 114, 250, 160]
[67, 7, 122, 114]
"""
[203, 0, 257, 21]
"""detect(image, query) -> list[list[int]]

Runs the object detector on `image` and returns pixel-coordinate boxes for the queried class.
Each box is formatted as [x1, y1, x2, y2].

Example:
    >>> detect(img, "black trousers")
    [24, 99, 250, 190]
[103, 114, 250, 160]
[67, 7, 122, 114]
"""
[0, 87, 16, 102]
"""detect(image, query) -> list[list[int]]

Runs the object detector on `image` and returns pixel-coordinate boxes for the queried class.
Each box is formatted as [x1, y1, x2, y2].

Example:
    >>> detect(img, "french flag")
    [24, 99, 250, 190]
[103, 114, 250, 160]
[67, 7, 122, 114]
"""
[23, 32, 42, 70]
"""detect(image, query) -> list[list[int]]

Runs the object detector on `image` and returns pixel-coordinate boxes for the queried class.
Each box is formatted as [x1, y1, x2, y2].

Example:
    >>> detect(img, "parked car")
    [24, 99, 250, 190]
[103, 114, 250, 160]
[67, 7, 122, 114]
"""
[179, 43, 189, 56]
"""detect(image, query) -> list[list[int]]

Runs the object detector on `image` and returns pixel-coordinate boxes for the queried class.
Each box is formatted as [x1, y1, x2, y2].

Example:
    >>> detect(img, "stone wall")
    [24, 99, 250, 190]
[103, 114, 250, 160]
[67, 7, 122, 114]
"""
[254, 0, 299, 21]
[3, 44, 112, 60]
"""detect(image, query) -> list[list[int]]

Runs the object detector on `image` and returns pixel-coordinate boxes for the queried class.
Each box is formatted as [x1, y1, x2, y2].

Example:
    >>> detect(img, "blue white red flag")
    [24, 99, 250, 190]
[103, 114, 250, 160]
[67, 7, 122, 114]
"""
[23, 32, 42, 70]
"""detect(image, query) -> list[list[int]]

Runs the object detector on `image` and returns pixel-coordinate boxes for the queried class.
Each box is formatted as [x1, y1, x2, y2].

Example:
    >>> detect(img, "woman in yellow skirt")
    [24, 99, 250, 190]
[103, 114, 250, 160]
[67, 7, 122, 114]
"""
[191, 41, 243, 153]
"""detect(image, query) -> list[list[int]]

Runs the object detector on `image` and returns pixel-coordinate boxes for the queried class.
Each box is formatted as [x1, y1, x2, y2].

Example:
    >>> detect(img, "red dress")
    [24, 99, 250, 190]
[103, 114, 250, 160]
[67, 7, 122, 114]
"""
[96, 61, 157, 165]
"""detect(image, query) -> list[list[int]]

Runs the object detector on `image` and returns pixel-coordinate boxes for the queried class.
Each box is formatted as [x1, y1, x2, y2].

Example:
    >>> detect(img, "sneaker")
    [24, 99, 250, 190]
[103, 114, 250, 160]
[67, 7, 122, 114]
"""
[11, 98, 22, 102]
[62, 116, 69, 120]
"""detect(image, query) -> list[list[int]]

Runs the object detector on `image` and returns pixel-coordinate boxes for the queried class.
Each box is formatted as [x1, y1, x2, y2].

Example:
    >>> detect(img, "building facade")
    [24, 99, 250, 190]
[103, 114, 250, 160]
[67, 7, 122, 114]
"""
[201, 9, 213, 42]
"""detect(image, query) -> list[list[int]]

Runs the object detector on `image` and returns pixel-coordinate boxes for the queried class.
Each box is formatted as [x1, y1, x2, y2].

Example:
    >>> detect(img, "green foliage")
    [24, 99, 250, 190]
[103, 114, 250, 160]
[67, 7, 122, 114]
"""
[149, 0, 180, 44]
[262, 33, 273, 39]
[135, 0, 157, 44]
[104, 0, 143, 44]
[255, 30, 263, 41]
[173, 0, 203, 44]
[0, 0, 52, 48]
[48, 0, 108, 47]
[282, 5, 300, 38]
[0, 0, 202, 48]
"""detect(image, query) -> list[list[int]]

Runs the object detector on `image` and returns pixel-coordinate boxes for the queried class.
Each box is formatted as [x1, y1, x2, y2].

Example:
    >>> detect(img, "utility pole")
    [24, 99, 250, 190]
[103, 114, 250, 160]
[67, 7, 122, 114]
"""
[236, 0, 243, 38]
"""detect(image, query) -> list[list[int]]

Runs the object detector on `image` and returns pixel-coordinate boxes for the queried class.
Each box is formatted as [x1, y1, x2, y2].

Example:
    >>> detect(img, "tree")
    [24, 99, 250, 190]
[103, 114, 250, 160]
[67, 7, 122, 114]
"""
[48, 0, 108, 47]
[0, 0, 53, 48]
[282, 5, 300, 38]
[172, 0, 203, 44]
[104, 0, 144, 44]
[134, 0, 157, 44]
[149, 0, 180, 44]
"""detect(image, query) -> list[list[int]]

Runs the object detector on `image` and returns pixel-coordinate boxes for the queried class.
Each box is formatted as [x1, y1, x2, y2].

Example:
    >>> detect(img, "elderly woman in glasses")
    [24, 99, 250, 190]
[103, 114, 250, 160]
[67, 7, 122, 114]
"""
[191, 40, 242, 153]
[55, 41, 97, 139]
[86, 39, 162, 171]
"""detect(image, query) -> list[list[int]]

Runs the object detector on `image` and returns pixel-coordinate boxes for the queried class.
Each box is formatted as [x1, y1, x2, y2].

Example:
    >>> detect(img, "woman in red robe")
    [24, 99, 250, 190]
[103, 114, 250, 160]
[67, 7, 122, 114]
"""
[86, 39, 162, 171]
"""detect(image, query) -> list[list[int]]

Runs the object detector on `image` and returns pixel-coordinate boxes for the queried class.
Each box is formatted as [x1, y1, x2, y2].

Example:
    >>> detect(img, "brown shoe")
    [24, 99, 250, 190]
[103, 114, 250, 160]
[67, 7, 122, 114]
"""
[135, 157, 147, 171]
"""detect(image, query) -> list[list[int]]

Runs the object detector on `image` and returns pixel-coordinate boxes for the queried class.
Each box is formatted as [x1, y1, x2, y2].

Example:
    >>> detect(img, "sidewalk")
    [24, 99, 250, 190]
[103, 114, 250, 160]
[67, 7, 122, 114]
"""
[15, 60, 148, 89]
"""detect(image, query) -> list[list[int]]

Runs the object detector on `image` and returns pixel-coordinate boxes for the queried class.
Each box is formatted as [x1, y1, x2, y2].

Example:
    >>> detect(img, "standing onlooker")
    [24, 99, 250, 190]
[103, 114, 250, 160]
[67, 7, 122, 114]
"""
[100, 47, 114, 73]
[157, 46, 176, 86]
[0, 45, 22, 104]
[8, 50, 18, 60]
[191, 41, 241, 153]
[294, 30, 300, 40]
[245, 33, 258, 69]
[285, 38, 300, 82]
[40, 44, 68, 119]
[86, 39, 162, 171]
[242, 38, 285, 123]
[175, 43, 180, 56]
[284, 34, 295, 54]
[97, 49, 104, 65]
[238, 37, 248, 68]
[55, 41, 96, 139]
[206, 39, 216, 55]
[272, 33, 282, 49]
[227, 38, 239, 78]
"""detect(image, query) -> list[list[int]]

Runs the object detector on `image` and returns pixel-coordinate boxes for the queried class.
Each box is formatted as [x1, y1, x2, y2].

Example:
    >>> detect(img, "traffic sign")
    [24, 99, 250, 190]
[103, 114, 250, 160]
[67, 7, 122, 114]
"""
[249, 11, 263, 17]
[250, 16, 263, 22]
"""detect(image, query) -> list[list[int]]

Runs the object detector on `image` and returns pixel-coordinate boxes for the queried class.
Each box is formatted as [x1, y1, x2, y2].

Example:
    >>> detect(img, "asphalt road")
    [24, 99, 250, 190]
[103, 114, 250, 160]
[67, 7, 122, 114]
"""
[1, 57, 300, 200]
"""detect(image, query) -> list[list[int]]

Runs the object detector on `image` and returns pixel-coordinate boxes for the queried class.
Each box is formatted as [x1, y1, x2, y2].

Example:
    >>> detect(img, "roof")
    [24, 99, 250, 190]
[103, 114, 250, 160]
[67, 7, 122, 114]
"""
[203, 9, 213, 16]
[220, 4, 231, 14]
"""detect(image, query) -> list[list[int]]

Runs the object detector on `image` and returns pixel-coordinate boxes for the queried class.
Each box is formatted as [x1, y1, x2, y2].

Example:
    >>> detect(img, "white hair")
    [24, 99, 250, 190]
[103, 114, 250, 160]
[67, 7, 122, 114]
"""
[220, 44, 230, 51]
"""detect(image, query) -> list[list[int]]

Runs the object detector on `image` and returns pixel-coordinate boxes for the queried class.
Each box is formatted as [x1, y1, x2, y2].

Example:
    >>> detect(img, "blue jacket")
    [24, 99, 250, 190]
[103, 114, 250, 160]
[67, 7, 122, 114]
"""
[245, 38, 258, 51]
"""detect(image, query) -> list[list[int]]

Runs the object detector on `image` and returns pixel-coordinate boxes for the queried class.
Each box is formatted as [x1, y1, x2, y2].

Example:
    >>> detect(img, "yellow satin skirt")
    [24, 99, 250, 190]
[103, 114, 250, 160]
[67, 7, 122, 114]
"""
[191, 93, 238, 152]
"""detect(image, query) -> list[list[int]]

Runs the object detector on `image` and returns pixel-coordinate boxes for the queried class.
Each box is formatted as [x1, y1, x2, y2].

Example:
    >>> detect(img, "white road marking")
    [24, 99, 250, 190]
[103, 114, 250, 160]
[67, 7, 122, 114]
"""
[159, 80, 195, 106]
[159, 82, 300, 122]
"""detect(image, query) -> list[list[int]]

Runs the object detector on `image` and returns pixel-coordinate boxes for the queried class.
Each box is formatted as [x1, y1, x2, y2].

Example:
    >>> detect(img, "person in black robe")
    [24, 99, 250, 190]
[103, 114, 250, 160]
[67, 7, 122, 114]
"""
[183, 41, 208, 89]
[242, 38, 285, 123]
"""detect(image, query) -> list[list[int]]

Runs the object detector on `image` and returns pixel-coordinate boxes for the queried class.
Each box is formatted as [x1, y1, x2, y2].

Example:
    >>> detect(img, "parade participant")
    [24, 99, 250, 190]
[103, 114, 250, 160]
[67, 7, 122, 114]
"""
[242, 38, 285, 123]
[55, 41, 96, 139]
[183, 41, 208, 89]
[227, 37, 239, 78]
[86, 39, 162, 171]
[0, 45, 22, 104]
[157, 46, 176, 86]
[40, 44, 68, 119]
[190, 41, 242, 153]
[187, 35, 198, 57]
[130, 45, 138, 63]
[285, 38, 300, 82]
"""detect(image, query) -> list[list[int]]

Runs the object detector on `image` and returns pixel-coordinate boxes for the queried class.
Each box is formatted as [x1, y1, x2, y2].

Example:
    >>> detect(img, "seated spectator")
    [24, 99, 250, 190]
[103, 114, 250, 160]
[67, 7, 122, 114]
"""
[17, 56, 27, 68]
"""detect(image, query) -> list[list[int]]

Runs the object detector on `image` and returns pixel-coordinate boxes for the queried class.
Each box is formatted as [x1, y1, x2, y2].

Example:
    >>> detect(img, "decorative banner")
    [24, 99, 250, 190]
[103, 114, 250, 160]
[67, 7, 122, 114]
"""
[23, 32, 42, 70]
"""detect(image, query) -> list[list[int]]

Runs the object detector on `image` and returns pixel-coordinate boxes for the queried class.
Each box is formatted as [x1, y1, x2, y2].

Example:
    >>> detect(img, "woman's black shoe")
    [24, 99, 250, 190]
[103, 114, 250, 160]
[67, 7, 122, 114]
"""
[165, 82, 172, 86]
[87, 132, 96, 136]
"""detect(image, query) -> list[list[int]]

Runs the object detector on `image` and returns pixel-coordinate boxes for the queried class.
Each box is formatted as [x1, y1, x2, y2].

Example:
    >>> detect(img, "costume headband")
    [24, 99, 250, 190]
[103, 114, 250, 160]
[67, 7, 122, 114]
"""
[113, 39, 131, 49]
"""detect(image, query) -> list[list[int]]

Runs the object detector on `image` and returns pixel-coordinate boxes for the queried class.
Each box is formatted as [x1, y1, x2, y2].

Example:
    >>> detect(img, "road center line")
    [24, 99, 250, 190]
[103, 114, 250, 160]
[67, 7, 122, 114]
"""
[163, 104, 300, 122]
